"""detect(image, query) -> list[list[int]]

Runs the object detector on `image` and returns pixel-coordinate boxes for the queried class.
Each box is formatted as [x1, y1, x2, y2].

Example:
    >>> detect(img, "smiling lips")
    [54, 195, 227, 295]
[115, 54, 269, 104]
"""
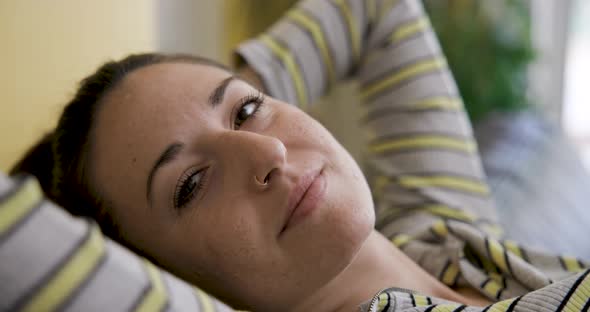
[281, 168, 327, 234]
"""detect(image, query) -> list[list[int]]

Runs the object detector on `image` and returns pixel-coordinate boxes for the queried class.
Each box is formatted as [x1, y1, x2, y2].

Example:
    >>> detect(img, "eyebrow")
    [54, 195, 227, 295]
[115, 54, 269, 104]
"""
[208, 76, 235, 107]
[145, 76, 236, 206]
[146, 142, 184, 204]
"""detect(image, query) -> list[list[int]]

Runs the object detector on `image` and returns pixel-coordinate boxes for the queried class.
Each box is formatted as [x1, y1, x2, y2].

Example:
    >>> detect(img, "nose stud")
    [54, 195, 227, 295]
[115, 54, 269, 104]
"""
[254, 175, 269, 187]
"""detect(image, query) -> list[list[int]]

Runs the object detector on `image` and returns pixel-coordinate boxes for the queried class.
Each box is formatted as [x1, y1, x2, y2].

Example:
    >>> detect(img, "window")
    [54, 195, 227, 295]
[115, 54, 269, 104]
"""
[563, 0, 590, 167]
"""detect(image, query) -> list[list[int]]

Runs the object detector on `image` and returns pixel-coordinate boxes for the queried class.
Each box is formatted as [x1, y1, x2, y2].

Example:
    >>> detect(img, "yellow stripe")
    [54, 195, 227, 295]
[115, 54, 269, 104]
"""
[562, 256, 584, 273]
[561, 272, 590, 312]
[424, 204, 475, 222]
[390, 17, 430, 43]
[369, 135, 476, 154]
[391, 234, 412, 248]
[259, 35, 307, 108]
[481, 256, 499, 274]
[431, 304, 462, 312]
[361, 57, 447, 98]
[333, 0, 360, 62]
[0, 178, 42, 235]
[413, 294, 430, 307]
[287, 10, 336, 84]
[413, 96, 463, 110]
[488, 239, 509, 273]
[23, 225, 105, 312]
[485, 297, 516, 312]
[469, 248, 500, 275]
[503, 240, 523, 259]
[482, 278, 503, 299]
[195, 288, 215, 312]
[398, 175, 490, 195]
[431, 220, 449, 237]
[377, 292, 390, 309]
[134, 260, 167, 312]
[441, 262, 460, 285]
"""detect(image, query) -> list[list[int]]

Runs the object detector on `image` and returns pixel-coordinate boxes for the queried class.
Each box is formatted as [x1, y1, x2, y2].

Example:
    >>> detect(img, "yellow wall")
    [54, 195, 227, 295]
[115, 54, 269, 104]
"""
[0, 0, 157, 171]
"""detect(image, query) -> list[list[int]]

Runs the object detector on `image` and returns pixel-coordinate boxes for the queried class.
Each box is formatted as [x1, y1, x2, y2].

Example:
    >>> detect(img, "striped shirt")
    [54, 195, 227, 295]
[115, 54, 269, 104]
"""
[1, 0, 588, 311]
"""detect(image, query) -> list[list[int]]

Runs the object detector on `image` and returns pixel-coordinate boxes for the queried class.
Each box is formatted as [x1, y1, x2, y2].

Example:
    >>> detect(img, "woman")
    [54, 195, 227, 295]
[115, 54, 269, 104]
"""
[9, 0, 589, 311]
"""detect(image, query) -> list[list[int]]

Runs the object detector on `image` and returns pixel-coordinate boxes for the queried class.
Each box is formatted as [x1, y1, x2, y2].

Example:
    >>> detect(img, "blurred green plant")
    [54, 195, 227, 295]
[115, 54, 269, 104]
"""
[423, 0, 535, 122]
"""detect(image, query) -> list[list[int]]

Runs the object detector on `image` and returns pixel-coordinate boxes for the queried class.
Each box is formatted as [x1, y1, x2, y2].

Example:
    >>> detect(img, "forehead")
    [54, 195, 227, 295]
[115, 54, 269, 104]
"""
[89, 62, 232, 209]
[96, 61, 232, 151]
[120, 61, 231, 110]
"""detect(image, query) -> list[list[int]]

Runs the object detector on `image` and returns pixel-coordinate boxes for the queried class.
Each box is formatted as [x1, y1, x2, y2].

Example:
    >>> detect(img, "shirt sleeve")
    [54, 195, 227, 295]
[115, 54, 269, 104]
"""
[0, 172, 233, 312]
[235, 0, 499, 238]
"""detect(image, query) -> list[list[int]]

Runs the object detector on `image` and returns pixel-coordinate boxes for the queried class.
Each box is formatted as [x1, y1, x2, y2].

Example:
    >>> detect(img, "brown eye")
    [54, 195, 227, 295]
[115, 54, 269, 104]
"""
[174, 167, 206, 210]
[235, 102, 259, 128]
[234, 92, 265, 129]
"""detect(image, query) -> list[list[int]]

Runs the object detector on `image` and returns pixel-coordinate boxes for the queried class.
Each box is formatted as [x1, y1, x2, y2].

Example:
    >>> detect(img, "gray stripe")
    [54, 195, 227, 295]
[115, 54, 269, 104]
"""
[271, 22, 320, 105]
[58, 251, 108, 311]
[368, 111, 473, 138]
[360, 94, 464, 119]
[361, 51, 446, 92]
[347, 0, 368, 61]
[301, 0, 352, 78]
[0, 198, 43, 246]
[0, 172, 16, 195]
[161, 271, 201, 311]
[299, 5, 339, 80]
[285, 17, 329, 93]
[367, 0, 420, 48]
[63, 242, 150, 312]
[8, 211, 91, 311]
[374, 182, 428, 207]
[363, 99, 461, 122]
[377, 204, 473, 231]
[361, 31, 442, 83]
[376, 151, 487, 179]
[127, 261, 155, 311]
[237, 40, 298, 105]
[379, 211, 440, 237]
[0, 201, 87, 311]
[0, 174, 28, 204]
[364, 69, 456, 105]
[327, 0, 355, 67]
[378, 178, 495, 218]
[366, 72, 460, 111]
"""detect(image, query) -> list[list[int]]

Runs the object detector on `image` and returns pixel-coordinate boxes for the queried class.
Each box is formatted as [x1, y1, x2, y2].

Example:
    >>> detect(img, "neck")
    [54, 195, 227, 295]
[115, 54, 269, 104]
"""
[293, 230, 467, 312]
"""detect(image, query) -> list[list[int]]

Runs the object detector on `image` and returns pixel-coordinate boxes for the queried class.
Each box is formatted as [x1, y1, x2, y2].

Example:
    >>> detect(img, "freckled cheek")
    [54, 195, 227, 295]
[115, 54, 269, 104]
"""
[277, 111, 331, 148]
[197, 191, 266, 254]
[197, 211, 269, 276]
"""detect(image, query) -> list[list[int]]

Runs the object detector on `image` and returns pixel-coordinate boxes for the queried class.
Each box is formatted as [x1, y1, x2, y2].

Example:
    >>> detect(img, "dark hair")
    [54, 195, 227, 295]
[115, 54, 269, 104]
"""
[11, 53, 231, 239]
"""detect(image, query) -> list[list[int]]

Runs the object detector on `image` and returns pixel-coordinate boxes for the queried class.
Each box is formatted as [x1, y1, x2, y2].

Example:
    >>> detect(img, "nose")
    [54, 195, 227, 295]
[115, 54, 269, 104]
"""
[219, 131, 287, 189]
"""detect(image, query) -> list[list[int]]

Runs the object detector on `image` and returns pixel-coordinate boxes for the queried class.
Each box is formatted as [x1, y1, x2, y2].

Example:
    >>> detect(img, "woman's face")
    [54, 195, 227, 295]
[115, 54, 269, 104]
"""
[90, 62, 375, 309]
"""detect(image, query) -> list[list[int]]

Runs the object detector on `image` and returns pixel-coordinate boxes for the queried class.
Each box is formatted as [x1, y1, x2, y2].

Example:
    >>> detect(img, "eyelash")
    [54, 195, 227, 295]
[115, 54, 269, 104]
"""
[174, 167, 207, 210]
[173, 91, 266, 210]
[233, 91, 265, 130]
